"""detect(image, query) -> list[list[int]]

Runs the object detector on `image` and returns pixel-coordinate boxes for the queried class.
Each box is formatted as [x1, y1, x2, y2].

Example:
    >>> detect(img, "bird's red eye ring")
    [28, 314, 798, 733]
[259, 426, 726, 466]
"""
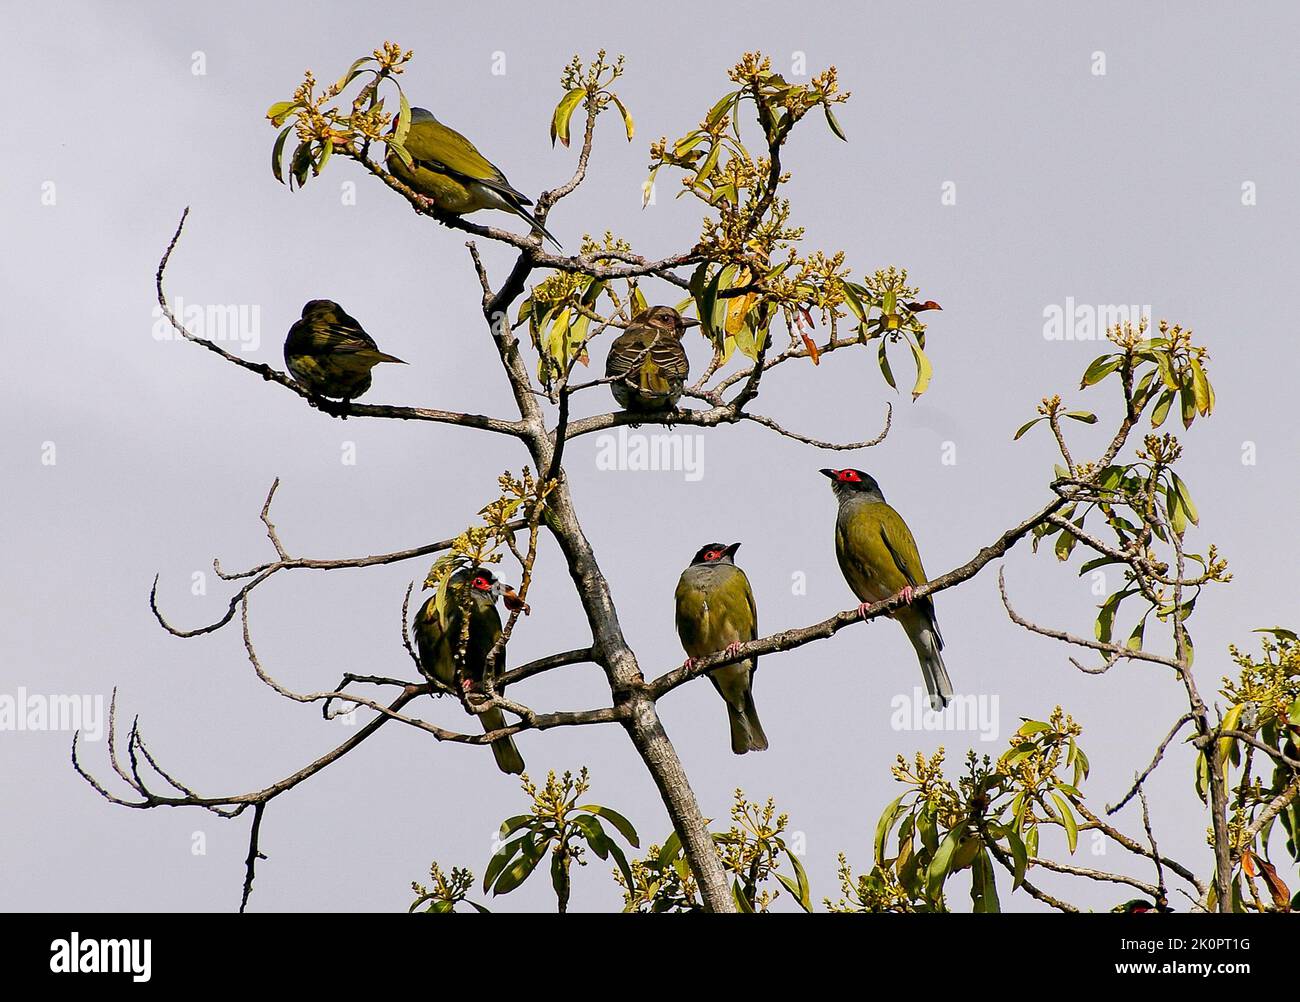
[472, 576, 491, 591]
[841, 470, 861, 482]
[706, 550, 721, 561]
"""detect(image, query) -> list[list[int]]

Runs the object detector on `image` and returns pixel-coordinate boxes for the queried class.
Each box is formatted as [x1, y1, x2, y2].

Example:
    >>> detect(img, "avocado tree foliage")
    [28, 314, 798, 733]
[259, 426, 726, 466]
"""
[70, 42, 1296, 914]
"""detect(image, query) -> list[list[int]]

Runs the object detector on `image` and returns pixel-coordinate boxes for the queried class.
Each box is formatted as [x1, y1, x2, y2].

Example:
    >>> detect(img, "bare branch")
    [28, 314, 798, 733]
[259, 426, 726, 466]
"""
[156, 209, 526, 434]
[652, 499, 1068, 697]
[1106, 713, 1195, 814]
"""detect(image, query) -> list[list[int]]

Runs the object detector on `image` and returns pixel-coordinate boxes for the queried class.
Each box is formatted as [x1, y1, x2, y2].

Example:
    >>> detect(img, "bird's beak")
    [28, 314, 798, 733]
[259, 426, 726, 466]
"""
[681, 317, 702, 329]
[819, 468, 838, 480]
[502, 585, 531, 616]
[724, 542, 742, 558]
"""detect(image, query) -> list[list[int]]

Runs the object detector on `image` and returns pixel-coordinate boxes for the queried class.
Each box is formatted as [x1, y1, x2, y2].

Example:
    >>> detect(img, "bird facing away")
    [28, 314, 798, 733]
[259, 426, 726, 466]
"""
[605, 306, 699, 414]
[821, 468, 953, 711]
[413, 566, 525, 775]
[675, 542, 769, 754]
[387, 107, 561, 248]
[284, 300, 405, 402]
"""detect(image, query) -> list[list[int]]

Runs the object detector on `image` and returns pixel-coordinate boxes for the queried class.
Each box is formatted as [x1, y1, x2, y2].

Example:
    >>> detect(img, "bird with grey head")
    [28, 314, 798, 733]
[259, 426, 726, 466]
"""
[386, 107, 561, 248]
[820, 468, 952, 711]
[675, 541, 768, 754]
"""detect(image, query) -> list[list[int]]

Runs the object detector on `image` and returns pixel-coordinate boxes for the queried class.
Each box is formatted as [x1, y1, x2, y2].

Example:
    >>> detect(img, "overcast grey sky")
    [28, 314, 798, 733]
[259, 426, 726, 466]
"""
[3, 1, 1297, 912]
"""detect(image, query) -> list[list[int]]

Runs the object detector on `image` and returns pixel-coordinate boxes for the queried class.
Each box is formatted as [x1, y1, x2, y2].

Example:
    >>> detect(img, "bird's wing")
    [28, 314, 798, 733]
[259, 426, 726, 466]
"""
[414, 595, 454, 686]
[605, 329, 688, 382]
[674, 574, 709, 657]
[877, 505, 927, 587]
[878, 505, 941, 637]
[404, 119, 531, 205]
[318, 315, 381, 354]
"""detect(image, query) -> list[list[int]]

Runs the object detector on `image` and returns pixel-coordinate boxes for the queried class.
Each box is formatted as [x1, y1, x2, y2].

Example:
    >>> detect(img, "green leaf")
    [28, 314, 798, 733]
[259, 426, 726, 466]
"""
[333, 55, 376, 92]
[498, 815, 533, 840]
[1151, 389, 1174, 428]
[786, 850, 813, 912]
[840, 279, 867, 322]
[656, 831, 682, 868]
[1064, 410, 1097, 425]
[908, 339, 932, 400]
[483, 835, 527, 893]
[606, 838, 636, 890]
[927, 827, 963, 900]
[393, 88, 412, 149]
[1006, 829, 1029, 889]
[732, 880, 756, 913]
[1013, 416, 1045, 441]
[550, 850, 568, 902]
[1189, 356, 1212, 415]
[874, 794, 907, 863]
[266, 100, 299, 128]
[1080, 354, 1121, 387]
[270, 124, 294, 185]
[1169, 471, 1199, 526]
[611, 94, 635, 141]
[823, 103, 847, 141]
[551, 88, 586, 147]
[705, 90, 739, 127]
[577, 805, 640, 848]
[492, 837, 544, 895]
[1051, 793, 1078, 853]
[571, 814, 611, 859]
[878, 339, 897, 389]
[971, 849, 1001, 913]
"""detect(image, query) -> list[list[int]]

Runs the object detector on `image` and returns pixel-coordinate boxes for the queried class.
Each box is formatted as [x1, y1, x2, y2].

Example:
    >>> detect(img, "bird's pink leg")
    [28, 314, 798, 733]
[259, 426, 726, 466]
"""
[857, 602, 872, 618]
[460, 677, 475, 693]
[724, 641, 743, 658]
[681, 656, 695, 671]
[898, 585, 915, 604]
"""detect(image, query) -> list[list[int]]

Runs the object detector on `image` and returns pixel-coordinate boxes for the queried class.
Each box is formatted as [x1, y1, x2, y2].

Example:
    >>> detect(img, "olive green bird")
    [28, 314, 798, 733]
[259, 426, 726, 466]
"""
[675, 542, 768, 754]
[605, 306, 699, 414]
[413, 566, 525, 775]
[821, 468, 953, 710]
[387, 107, 561, 248]
[284, 300, 405, 402]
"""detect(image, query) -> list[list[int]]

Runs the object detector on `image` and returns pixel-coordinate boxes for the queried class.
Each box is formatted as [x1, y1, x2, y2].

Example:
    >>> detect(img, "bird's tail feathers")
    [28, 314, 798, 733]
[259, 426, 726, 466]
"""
[908, 623, 952, 712]
[726, 691, 769, 755]
[513, 205, 563, 250]
[480, 705, 525, 775]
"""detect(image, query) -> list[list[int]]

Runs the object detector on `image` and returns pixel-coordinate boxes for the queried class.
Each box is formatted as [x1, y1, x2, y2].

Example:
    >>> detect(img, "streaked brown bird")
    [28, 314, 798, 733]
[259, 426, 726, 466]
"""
[605, 306, 698, 415]
[284, 300, 405, 402]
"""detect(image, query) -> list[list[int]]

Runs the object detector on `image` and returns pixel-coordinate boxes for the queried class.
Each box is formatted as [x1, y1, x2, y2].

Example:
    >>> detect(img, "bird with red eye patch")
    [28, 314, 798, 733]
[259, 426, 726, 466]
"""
[819, 468, 953, 710]
[674, 542, 768, 754]
[413, 566, 528, 774]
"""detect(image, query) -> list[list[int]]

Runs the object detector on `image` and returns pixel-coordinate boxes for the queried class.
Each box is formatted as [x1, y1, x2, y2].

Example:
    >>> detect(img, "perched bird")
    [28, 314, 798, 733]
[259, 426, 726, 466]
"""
[675, 542, 768, 754]
[387, 108, 560, 248]
[821, 468, 953, 710]
[605, 306, 698, 415]
[284, 300, 405, 403]
[413, 566, 525, 775]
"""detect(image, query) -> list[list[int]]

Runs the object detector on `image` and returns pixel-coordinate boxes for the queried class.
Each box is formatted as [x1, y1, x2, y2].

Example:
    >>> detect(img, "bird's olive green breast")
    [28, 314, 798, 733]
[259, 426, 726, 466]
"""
[387, 154, 481, 214]
[674, 564, 757, 657]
